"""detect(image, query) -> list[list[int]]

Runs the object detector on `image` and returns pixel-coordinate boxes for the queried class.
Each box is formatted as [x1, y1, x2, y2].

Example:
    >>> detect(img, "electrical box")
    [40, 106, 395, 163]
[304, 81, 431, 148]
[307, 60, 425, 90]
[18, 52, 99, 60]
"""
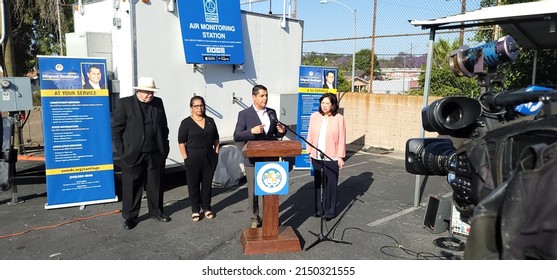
[267, 92, 299, 126]
[0, 77, 33, 112]
[65, 32, 113, 71]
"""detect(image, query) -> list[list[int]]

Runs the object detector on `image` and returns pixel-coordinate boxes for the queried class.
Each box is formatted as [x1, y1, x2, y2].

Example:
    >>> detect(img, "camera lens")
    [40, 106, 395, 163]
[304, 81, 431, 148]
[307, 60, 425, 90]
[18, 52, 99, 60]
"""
[405, 138, 456, 176]
[421, 140, 456, 176]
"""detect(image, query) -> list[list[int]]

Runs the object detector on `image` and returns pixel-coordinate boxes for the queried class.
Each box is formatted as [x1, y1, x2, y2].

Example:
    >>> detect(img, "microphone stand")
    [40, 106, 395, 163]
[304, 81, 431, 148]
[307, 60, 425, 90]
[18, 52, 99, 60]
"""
[270, 114, 351, 251]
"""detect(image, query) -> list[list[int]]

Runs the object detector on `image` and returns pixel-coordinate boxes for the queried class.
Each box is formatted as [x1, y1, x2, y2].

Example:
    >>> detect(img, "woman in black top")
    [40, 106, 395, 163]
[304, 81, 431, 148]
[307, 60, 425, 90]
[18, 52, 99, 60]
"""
[178, 96, 220, 221]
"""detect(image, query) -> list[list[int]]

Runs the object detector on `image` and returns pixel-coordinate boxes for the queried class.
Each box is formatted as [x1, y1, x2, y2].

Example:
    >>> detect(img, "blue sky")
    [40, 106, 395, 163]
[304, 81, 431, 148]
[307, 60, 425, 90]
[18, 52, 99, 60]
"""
[242, 0, 482, 57]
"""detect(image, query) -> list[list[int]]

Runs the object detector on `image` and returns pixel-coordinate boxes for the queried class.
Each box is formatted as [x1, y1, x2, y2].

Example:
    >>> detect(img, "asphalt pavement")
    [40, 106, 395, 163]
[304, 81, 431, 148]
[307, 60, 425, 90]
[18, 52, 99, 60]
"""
[0, 145, 467, 262]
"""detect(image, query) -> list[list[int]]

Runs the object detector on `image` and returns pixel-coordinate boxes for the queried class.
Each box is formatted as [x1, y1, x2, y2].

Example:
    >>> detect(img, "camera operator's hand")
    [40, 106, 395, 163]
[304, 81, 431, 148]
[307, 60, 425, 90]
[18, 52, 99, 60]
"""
[338, 158, 344, 169]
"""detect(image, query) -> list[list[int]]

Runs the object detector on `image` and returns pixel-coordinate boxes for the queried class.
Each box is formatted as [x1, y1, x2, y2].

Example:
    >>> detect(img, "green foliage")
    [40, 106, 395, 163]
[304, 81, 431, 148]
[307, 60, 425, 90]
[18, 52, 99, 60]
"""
[475, 0, 557, 90]
[355, 49, 380, 76]
[301, 52, 329, 67]
[32, 90, 42, 106]
[413, 65, 479, 97]
[411, 0, 557, 97]
[414, 39, 479, 97]
[336, 71, 350, 92]
[377, 53, 427, 69]
[3, 0, 74, 76]
[499, 49, 557, 89]
[302, 51, 367, 92]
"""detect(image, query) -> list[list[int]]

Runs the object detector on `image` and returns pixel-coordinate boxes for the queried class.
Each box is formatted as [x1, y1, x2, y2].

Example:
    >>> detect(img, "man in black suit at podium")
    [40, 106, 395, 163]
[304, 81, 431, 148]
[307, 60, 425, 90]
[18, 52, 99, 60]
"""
[233, 84, 286, 229]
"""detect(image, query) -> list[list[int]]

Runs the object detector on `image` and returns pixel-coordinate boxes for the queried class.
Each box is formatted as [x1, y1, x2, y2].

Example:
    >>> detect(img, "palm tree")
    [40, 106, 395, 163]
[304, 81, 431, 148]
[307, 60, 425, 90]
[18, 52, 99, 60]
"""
[433, 39, 460, 67]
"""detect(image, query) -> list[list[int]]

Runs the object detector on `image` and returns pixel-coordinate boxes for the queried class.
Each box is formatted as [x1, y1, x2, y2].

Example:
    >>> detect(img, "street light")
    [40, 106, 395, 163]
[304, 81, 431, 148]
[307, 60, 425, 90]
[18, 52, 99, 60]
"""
[319, 0, 356, 92]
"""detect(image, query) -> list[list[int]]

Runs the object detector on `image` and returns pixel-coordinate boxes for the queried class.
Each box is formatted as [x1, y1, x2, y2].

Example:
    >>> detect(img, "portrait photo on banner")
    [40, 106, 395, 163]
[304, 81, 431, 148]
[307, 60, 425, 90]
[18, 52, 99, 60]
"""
[322, 68, 337, 89]
[81, 62, 107, 90]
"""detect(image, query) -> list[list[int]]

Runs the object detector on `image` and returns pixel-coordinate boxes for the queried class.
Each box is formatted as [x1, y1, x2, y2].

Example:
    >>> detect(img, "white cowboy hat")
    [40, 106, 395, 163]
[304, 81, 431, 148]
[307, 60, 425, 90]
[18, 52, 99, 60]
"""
[133, 77, 160, 92]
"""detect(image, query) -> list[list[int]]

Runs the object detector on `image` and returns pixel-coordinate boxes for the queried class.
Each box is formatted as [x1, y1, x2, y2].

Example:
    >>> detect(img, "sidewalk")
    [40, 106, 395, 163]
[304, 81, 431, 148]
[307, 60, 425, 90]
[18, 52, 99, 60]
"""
[1, 147, 463, 260]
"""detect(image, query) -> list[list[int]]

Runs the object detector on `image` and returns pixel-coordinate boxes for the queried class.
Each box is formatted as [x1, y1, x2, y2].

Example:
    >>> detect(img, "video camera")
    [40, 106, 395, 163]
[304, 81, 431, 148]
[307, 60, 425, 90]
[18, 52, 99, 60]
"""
[405, 36, 557, 218]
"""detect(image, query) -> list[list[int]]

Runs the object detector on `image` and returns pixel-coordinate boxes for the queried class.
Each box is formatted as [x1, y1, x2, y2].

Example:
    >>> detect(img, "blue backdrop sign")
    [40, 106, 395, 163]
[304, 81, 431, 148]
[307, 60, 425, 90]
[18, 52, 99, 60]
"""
[295, 66, 338, 169]
[177, 0, 245, 64]
[38, 56, 117, 209]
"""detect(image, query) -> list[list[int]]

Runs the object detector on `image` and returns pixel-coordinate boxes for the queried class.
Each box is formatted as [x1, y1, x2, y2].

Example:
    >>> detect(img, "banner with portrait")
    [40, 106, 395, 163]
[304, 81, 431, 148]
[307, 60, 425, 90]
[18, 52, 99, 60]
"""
[38, 56, 117, 209]
[295, 66, 338, 169]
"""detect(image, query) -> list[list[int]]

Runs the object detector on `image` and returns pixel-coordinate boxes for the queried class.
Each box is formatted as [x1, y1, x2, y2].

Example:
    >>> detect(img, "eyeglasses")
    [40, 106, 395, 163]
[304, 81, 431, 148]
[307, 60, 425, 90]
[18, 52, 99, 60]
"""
[192, 105, 205, 108]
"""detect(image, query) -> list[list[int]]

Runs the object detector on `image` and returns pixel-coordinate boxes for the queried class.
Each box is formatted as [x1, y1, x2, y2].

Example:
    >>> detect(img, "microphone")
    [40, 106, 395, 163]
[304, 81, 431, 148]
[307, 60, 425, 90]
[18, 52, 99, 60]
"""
[268, 111, 280, 123]
[484, 89, 557, 107]
[268, 111, 287, 138]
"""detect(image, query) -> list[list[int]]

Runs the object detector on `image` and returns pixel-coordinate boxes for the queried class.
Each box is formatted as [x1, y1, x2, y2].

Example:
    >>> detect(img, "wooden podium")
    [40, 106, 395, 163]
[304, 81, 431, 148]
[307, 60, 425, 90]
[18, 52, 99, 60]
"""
[240, 140, 302, 255]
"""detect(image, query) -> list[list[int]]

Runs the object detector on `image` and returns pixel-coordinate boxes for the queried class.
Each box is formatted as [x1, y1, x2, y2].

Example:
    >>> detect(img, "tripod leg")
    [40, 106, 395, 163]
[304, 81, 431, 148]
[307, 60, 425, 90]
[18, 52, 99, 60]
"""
[305, 232, 324, 251]
[305, 158, 351, 250]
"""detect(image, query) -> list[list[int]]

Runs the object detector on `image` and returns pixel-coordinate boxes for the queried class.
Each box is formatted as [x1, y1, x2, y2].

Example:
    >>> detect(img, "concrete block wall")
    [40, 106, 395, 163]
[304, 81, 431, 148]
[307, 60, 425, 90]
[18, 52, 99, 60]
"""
[340, 93, 440, 152]
[20, 94, 441, 153]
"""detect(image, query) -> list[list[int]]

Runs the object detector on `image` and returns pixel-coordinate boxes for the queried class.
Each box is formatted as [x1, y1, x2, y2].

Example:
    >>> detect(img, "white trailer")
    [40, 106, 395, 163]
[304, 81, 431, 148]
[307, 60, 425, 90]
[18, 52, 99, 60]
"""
[66, 0, 303, 171]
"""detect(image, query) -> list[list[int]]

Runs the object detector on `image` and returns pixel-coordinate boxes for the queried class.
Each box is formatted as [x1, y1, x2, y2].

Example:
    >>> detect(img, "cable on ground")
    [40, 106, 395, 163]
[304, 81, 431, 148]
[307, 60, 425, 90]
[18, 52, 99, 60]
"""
[0, 209, 121, 239]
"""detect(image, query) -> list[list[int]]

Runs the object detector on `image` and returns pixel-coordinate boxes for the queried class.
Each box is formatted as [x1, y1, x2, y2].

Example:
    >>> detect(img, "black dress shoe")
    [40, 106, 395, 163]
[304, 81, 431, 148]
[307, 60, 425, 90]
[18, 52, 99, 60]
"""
[123, 219, 138, 230]
[152, 214, 171, 222]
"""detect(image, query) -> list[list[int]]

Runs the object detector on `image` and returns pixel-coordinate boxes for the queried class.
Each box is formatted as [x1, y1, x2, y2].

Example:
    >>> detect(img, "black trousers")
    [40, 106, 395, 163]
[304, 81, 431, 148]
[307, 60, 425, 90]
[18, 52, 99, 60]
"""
[245, 166, 262, 222]
[121, 152, 165, 220]
[311, 158, 339, 219]
[185, 148, 217, 214]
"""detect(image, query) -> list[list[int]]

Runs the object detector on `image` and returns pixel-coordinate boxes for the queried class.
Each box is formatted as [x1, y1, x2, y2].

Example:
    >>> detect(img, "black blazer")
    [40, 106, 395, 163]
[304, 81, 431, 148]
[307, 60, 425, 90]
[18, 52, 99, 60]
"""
[83, 81, 105, 89]
[111, 95, 170, 165]
[233, 106, 286, 167]
[323, 83, 335, 89]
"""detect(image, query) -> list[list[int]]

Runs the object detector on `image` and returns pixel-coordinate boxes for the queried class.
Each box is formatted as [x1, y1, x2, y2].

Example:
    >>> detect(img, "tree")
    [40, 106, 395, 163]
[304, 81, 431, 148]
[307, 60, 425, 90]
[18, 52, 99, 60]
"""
[409, 0, 556, 97]
[301, 52, 351, 92]
[354, 49, 380, 76]
[499, 49, 557, 89]
[301, 52, 328, 66]
[410, 39, 478, 97]
[1, 0, 73, 76]
[377, 52, 427, 69]
[476, 0, 557, 89]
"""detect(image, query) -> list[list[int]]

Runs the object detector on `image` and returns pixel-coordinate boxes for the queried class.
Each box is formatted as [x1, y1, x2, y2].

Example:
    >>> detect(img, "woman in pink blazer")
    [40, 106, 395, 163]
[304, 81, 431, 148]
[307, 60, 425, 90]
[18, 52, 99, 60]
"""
[306, 93, 346, 220]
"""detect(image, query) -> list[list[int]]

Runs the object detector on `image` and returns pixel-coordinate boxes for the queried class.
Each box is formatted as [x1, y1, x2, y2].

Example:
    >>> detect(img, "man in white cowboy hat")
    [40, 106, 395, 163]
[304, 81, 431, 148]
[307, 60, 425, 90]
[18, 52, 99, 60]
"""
[112, 76, 171, 230]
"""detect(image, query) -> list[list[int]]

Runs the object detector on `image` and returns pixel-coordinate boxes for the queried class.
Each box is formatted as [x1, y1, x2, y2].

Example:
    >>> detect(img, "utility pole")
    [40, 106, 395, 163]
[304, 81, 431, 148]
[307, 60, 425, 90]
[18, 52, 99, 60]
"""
[459, 0, 466, 45]
[56, 0, 64, 55]
[1, 0, 22, 154]
[493, 0, 501, 40]
[2, 0, 15, 76]
[369, 0, 377, 93]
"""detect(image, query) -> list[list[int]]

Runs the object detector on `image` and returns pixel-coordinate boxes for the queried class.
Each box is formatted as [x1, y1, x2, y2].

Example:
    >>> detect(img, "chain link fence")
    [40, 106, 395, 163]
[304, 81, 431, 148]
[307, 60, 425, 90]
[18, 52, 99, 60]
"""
[301, 0, 490, 95]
